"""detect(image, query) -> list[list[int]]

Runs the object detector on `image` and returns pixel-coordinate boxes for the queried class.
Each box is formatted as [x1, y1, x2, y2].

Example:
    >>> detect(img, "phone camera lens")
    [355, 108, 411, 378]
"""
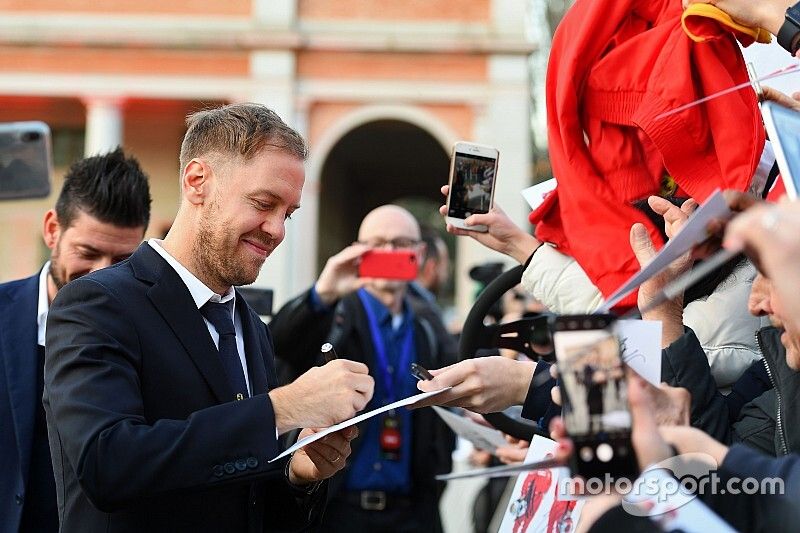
[596, 443, 614, 462]
[579, 446, 594, 462]
[21, 131, 42, 142]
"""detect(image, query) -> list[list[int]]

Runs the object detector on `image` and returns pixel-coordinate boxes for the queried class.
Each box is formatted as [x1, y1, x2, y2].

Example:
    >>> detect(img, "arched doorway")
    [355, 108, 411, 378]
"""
[317, 119, 450, 272]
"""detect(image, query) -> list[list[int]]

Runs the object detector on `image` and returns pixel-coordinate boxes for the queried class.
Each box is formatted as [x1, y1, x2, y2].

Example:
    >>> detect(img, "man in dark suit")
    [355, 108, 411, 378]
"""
[271, 205, 458, 533]
[0, 148, 151, 533]
[44, 104, 374, 532]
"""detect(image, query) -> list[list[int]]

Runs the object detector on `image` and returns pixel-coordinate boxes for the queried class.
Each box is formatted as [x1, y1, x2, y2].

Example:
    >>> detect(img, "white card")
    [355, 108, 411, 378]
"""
[521, 179, 557, 211]
[615, 320, 662, 386]
[269, 388, 450, 462]
[433, 407, 509, 453]
[498, 436, 584, 533]
[599, 189, 730, 311]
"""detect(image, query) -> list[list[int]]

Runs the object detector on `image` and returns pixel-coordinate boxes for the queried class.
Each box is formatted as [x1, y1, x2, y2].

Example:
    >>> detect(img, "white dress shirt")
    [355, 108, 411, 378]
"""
[148, 239, 251, 394]
[37, 262, 50, 347]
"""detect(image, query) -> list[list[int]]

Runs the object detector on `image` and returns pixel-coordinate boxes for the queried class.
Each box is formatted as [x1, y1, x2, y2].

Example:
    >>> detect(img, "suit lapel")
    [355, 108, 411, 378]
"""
[0, 273, 41, 488]
[131, 245, 233, 404]
[236, 297, 270, 394]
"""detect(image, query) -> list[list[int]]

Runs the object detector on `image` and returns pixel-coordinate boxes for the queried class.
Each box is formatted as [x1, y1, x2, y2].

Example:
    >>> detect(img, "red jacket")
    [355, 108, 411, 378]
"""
[531, 0, 764, 309]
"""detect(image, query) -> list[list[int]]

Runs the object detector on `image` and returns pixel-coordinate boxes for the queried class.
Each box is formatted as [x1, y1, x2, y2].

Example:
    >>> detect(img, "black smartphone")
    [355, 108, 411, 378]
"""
[411, 363, 434, 381]
[0, 121, 52, 200]
[551, 314, 638, 481]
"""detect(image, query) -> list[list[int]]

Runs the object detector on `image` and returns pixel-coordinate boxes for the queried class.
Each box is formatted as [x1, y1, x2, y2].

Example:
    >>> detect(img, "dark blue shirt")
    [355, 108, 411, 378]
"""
[343, 289, 416, 493]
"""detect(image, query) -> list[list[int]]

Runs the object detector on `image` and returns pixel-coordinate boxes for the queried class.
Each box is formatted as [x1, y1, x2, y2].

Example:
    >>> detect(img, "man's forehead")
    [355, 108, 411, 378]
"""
[64, 212, 144, 245]
[358, 206, 420, 239]
[358, 220, 419, 240]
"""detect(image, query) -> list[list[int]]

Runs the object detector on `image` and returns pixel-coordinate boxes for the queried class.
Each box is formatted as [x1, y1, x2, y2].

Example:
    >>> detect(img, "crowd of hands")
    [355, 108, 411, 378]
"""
[279, 0, 800, 503]
[284, 179, 800, 502]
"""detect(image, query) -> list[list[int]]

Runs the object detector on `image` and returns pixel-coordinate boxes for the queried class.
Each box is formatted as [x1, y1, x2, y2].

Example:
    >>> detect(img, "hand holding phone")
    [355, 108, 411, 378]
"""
[551, 314, 638, 481]
[445, 142, 499, 233]
[358, 249, 418, 281]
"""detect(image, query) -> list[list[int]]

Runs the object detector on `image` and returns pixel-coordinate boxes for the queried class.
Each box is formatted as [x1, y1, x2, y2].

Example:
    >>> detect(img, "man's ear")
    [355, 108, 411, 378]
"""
[182, 159, 213, 206]
[415, 242, 428, 269]
[42, 209, 60, 252]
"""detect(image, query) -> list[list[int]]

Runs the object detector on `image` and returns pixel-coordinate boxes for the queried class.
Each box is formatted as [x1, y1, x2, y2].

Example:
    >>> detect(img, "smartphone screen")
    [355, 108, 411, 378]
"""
[0, 121, 52, 200]
[447, 147, 498, 220]
[762, 101, 800, 199]
[552, 314, 638, 480]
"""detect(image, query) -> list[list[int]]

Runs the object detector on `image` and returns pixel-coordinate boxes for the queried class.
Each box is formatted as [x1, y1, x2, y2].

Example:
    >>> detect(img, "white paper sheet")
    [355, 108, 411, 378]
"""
[433, 407, 509, 453]
[599, 190, 730, 311]
[521, 179, 557, 211]
[269, 388, 450, 462]
[616, 320, 661, 386]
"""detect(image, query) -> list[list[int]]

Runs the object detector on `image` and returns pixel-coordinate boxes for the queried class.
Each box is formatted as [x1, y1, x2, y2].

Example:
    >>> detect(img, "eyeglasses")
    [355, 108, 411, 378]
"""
[358, 238, 421, 249]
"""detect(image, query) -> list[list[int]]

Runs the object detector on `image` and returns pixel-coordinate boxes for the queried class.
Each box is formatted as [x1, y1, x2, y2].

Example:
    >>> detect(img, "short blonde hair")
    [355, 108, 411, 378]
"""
[179, 103, 308, 171]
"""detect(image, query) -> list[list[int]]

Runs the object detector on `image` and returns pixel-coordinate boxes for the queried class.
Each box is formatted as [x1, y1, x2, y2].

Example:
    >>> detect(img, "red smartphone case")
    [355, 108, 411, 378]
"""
[358, 250, 418, 280]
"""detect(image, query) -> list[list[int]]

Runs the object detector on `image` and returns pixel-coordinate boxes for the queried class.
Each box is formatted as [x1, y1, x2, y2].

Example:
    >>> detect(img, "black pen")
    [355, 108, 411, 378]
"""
[411, 363, 434, 381]
[321, 342, 338, 363]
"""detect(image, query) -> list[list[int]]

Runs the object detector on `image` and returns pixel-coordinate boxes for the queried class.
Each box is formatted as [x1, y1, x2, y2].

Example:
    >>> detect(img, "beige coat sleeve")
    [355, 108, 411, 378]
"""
[520, 244, 603, 314]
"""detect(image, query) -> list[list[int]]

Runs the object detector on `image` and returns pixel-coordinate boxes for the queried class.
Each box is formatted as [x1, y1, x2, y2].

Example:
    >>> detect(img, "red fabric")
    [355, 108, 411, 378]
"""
[531, 0, 765, 310]
[767, 175, 786, 202]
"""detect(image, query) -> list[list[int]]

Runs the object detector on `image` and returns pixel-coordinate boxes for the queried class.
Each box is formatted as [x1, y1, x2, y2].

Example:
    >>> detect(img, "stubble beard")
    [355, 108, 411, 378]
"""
[49, 241, 67, 290]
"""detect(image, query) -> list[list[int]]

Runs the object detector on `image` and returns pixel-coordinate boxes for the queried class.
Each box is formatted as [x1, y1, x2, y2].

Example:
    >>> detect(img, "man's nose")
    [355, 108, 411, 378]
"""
[260, 216, 284, 242]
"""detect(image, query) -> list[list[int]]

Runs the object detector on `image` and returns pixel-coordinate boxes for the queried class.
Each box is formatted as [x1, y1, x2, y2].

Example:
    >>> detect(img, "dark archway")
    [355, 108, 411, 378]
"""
[317, 119, 450, 273]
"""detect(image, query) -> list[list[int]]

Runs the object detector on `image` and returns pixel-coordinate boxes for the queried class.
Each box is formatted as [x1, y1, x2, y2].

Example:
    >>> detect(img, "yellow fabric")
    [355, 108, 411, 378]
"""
[682, 4, 771, 45]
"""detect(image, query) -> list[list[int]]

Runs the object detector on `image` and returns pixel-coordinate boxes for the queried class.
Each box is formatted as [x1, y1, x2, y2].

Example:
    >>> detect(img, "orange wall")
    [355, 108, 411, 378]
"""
[0, 47, 250, 76]
[0, 97, 216, 281]
[0, 96, 85, 127]
[297, 51, 487, 82]
[0, 0, 250, 16]
[308, 101, 473, 148]
[299, 0, 489, 21]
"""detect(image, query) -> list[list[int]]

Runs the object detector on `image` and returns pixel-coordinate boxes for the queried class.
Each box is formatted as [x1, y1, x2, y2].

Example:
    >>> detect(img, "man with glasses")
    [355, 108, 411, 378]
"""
[271, 204, 457, 533]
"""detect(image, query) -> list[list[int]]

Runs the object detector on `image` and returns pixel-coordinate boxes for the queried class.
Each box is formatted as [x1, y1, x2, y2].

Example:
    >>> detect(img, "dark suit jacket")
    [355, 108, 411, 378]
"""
[43, 244, 325, 533]
[0, 271, 57, 533]
[270, 288, 457, 502]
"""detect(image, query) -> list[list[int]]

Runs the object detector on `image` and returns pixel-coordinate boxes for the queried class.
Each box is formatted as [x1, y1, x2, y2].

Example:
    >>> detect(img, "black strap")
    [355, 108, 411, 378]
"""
[763, 160, 781, 199]
[778, 4, 800, 54]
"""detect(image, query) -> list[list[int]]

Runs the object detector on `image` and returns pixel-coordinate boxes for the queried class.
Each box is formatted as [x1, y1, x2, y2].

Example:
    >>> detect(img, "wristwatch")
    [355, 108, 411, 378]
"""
[778, 2, 800, 55]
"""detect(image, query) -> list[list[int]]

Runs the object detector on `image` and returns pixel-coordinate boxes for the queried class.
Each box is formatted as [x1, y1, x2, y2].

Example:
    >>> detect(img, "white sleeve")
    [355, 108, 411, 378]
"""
[520, 244, 603, 314]
[682, 260, 763, 388]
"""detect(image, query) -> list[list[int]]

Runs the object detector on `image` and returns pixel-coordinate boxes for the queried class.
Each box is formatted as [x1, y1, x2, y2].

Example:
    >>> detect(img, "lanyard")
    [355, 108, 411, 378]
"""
[358, 289, 415, 404]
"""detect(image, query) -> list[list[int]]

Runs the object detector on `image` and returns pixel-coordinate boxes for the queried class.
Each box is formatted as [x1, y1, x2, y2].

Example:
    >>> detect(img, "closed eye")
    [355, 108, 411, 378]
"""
[251, 200, 272, 211]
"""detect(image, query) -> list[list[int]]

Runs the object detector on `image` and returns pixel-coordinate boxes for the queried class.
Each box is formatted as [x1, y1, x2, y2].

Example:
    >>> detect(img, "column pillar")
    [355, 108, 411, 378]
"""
[241, 50, 299, 309]
[455, 54, 533, 315]
[83, 97, 124, 156]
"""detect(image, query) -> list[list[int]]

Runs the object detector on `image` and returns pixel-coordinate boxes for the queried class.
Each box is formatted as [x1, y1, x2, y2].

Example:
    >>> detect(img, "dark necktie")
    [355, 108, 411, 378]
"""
[201, 300, 249, 401]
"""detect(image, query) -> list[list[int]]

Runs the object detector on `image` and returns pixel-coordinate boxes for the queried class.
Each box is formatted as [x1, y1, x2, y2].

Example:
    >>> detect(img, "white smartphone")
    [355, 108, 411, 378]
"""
[445, 141, 499, 232]
[761, 101, 800, 200]
[0, 121, 53, 200]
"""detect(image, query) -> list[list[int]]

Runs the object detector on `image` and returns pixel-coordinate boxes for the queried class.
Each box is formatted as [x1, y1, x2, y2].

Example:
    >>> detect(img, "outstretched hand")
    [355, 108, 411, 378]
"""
[439, 185, 540, 264]
[629, 222, 690, 346]
[682, 0, 791, 35]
